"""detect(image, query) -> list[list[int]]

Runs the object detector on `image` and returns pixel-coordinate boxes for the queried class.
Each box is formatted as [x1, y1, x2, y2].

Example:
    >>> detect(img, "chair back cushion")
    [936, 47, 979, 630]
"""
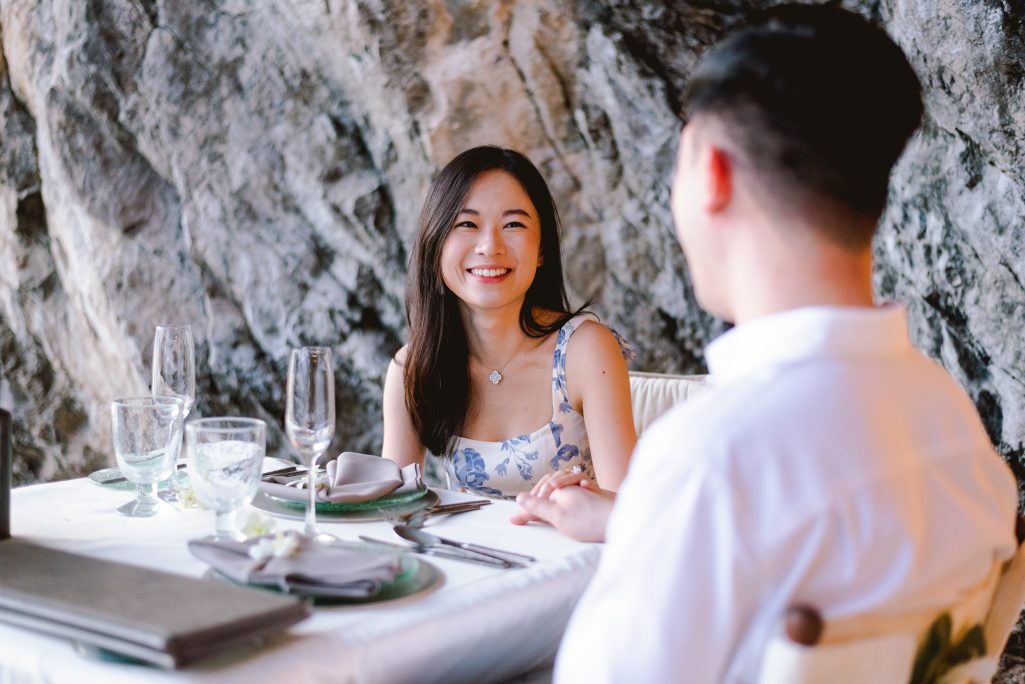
[757, 559, 1006, 684]
[984, 539, 1025, 661]
[628, 372, 710, 436]
[757, 632, 915, 684]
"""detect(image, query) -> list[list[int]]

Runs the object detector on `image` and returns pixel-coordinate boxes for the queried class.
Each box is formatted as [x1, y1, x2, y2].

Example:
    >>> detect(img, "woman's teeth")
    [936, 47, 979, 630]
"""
[470, 268, 509, 277]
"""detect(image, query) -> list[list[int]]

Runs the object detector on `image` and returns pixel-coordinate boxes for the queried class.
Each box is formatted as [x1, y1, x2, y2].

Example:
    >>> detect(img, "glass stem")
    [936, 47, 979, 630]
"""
[215, 509, 237, 540]
[138, 480, 159, 505]
[305, 456, 319, 538]
[163, 413, 186, 498]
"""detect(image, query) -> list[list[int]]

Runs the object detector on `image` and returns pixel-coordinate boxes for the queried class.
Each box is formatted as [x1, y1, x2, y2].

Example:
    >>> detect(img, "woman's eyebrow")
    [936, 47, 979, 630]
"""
[456, 208, 533, 219]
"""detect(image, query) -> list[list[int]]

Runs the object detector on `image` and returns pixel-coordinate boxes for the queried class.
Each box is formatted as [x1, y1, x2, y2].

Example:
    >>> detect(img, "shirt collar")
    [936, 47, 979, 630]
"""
[704, 304, 911, 384]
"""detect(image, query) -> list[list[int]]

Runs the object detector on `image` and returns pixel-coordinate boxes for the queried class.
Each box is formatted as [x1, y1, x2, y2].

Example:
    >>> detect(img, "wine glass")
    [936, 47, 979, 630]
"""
[151, 325, 195, 500]
[285, 347, 336, 541]
[110, 397, 184, 517]
[187, 418, 266, 541]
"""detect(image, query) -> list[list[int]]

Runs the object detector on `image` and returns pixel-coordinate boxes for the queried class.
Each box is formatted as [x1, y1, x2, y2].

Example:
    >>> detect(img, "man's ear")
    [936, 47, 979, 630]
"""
[703, 145, 732, 213]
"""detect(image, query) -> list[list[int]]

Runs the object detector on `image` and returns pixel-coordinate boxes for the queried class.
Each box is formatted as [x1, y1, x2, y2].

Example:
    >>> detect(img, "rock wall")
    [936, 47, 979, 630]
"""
[2, 0, 1025, 675]
[0, 0, 1022, 492]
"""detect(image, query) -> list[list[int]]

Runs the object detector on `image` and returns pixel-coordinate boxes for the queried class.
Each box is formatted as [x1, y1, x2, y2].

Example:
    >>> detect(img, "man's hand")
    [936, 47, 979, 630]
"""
[510, 478, 615, 543]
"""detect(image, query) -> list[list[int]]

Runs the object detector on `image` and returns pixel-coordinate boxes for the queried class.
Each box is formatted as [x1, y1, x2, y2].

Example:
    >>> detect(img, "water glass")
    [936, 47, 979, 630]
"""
[111, 397, 184, 517]
[187, 418, 266, 541]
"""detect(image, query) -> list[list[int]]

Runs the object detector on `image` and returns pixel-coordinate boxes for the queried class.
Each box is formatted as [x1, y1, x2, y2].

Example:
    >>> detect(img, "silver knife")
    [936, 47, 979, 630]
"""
[357, 535, 511, 567]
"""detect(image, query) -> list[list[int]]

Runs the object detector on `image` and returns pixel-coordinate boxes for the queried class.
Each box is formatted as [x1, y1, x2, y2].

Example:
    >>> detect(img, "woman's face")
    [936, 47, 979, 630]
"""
[440, 169, 543, 315]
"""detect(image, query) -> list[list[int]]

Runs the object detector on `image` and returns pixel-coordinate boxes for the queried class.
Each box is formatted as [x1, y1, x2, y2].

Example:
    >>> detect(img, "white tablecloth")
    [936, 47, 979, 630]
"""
[0, 478, 600, 683]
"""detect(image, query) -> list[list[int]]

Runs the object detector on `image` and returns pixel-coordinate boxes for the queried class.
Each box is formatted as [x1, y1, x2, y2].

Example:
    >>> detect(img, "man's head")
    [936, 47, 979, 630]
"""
[671, 4, 923, 319]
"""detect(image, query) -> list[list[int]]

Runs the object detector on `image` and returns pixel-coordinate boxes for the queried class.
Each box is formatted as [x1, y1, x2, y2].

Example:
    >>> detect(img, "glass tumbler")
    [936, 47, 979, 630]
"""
[187, 418, 266, 541]
[110, 397, 184, 517]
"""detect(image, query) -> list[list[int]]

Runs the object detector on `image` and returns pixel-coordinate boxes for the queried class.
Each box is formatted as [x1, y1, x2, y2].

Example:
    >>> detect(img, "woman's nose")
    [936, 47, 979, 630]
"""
[475, 225, 505, 256]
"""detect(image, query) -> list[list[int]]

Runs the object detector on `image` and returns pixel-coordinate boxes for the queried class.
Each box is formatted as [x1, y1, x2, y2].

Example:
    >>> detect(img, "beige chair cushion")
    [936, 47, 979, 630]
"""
[757, 556, 1011, 684]
[628, 371, 711, 436]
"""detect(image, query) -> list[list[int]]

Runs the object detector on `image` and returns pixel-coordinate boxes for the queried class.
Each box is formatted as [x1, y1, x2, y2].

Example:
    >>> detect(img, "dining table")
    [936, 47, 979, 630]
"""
[0, 473, 601, 683]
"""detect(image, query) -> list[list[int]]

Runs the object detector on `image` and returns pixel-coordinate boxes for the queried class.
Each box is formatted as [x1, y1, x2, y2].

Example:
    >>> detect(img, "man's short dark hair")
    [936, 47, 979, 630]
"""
[684, 3, 923, 246]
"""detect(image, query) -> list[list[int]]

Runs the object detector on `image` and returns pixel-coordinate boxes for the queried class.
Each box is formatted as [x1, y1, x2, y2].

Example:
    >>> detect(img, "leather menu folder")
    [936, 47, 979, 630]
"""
[0, 540, 312, 668]
[1, 408, 9, 541]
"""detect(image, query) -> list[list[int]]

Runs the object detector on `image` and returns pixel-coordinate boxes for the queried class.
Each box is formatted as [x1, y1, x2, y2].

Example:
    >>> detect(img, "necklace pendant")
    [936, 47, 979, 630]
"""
[488, 370, 503, 385]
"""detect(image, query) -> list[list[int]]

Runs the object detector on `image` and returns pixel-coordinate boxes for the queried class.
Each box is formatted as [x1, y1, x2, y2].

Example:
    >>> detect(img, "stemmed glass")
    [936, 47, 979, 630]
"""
[110, 397, 184, 517]
[151, 325, 195, 500]
[187, 418, 266, 541]
[285, 347, 336, 541]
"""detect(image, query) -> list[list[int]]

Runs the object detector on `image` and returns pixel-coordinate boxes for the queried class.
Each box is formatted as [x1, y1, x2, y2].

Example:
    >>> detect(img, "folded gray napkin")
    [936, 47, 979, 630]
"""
[261, 452, 423, 504]
[188, 533, 403, 599]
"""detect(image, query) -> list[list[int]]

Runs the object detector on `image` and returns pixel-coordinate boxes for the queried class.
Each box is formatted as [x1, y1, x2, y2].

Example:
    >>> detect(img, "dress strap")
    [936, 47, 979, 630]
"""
[550, 314, 597, 413]
[550, 313, 639, 413]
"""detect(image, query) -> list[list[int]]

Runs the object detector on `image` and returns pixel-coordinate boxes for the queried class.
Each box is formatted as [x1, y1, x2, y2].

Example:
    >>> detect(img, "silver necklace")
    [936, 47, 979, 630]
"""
[485, 340, 527, 385]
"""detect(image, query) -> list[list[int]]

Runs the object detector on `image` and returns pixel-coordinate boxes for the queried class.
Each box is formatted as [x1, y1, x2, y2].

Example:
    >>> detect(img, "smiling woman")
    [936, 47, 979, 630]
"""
[382, 146, 637, 500]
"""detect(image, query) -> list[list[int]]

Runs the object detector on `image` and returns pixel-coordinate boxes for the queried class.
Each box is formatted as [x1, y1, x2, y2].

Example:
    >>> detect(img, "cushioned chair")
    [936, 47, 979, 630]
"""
[628, 371, 711, 436]
[757, 519, 1025, 684]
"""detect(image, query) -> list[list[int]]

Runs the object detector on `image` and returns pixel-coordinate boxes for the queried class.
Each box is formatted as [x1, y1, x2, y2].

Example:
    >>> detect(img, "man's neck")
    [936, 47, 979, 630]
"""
[728, 229, 875, 326]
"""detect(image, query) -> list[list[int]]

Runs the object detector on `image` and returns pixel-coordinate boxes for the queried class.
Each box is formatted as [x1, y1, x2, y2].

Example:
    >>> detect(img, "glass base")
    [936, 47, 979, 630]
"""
[214, 509, 246, 541]
[117, 495, 174, 517]
[306, 530, 340, 544]
[157, 488, 181, 504]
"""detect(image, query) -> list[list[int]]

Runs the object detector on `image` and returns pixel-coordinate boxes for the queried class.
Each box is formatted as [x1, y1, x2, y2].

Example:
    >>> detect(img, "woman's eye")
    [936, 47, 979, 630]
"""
[503, 221, 525, 230]
[455, 221, 477, 229]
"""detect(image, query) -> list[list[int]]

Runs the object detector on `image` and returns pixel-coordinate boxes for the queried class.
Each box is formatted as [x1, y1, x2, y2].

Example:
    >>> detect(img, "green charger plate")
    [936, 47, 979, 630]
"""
[87, 467, 188, 492]
[270, 485, 429, 512]
[251, 488, 439, 523]
[205, 545, 443, 606]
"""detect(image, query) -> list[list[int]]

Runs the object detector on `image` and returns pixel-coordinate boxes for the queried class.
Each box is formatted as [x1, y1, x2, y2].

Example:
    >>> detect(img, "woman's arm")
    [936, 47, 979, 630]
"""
[381, 347, 427, 467]
[566, 321, 637, 490]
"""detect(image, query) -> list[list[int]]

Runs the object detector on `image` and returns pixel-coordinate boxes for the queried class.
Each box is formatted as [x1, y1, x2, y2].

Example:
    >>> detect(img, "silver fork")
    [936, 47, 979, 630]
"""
[383, 501, 490, 525]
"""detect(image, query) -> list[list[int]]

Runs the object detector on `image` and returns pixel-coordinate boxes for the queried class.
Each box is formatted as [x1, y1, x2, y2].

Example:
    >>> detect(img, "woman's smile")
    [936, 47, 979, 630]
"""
[467, 266, 512, 282]
[441, 169, 542, 312]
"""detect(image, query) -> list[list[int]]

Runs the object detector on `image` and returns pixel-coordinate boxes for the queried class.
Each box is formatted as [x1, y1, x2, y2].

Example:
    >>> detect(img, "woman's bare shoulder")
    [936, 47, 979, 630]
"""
[392, 344, 410, 366]
[571, 319, 620, 349]
[567, 320, 628, 373]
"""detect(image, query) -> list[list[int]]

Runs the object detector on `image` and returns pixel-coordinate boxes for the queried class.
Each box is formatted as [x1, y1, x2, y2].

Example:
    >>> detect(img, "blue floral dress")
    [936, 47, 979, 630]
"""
[436, 314, 635, 499]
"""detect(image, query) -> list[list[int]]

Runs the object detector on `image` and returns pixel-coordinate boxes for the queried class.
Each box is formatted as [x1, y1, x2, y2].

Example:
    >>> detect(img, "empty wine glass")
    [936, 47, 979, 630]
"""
[152, 325, 195, 501]
[110, 397, 184, 517]
[285, 347, 335, 541]
[187, 418, 266, 541]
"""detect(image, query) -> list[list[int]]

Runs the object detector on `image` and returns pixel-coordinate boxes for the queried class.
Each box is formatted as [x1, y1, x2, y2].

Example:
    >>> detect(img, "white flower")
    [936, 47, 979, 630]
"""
[178, 486, 201, 509]
[240, 511, 275, 538]
[247, 531, 300, 562]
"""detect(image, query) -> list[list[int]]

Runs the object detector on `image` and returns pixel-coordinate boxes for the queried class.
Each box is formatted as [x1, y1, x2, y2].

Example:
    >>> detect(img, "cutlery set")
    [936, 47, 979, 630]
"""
[357, 535, 511, 567]
[391, 524, 535, 569]
[260, 465, 534, 569]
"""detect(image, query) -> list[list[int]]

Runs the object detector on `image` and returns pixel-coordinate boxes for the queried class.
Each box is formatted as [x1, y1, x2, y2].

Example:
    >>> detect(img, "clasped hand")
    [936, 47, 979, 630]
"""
[510, 470, 615, 543]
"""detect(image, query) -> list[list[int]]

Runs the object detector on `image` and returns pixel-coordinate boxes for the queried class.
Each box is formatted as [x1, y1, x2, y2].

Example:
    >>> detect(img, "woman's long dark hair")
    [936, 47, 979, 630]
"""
[404, 146, 580, 456]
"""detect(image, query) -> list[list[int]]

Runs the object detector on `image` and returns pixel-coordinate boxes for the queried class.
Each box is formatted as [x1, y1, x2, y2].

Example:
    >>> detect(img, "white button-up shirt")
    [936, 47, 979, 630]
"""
[556, 305, 1017, 683]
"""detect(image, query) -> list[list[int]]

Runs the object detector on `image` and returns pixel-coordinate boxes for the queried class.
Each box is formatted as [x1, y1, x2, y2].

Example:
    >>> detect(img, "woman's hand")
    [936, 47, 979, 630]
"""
[510, 479, 615, 543]
[526, 468, 590, 500]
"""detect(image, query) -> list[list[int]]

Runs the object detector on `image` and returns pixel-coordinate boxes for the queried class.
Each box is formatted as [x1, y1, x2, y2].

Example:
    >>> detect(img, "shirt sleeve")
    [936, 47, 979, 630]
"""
[554, 416, 761, 683]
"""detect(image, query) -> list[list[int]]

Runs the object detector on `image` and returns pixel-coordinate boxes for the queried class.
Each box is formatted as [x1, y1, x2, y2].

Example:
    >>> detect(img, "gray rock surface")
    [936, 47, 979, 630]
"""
[1, 0, 1023, 670]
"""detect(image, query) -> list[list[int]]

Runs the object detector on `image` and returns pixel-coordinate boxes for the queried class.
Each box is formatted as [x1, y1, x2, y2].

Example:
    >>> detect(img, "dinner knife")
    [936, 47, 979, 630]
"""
[357, 535, 511, 568]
